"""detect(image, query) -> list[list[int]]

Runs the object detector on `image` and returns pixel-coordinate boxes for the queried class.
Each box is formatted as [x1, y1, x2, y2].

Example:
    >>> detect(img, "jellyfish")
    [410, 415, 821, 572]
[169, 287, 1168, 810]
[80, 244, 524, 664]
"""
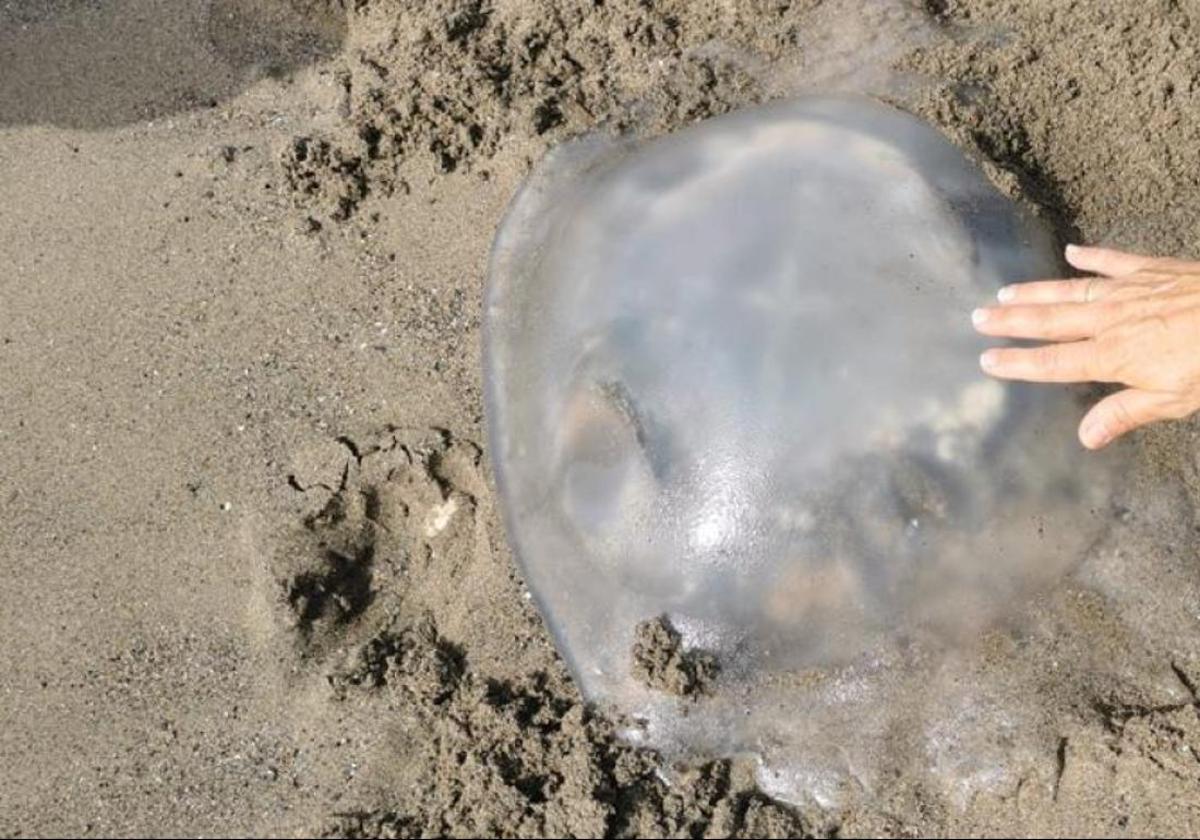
[483, 95, 1126, 804]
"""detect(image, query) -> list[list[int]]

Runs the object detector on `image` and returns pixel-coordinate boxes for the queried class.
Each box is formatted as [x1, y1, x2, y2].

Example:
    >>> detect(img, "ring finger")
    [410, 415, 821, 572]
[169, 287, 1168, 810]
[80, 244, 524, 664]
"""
[997, 277, 1123, 305]
[979, 340, 1118, 383]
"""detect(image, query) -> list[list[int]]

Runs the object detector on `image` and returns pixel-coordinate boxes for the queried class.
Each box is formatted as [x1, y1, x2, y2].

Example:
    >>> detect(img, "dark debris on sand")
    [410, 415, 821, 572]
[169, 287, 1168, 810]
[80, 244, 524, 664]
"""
[631, 615, 721, 700]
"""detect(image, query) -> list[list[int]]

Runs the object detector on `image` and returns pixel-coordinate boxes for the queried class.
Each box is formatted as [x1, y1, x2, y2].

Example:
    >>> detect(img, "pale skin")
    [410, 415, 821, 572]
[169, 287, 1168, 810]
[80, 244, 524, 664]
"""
[971, 244, 1200, 450]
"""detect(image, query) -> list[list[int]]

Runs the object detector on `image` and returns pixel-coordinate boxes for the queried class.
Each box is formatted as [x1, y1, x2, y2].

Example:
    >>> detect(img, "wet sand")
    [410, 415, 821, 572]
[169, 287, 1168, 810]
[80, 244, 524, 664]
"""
[3, 1, 1200, 836]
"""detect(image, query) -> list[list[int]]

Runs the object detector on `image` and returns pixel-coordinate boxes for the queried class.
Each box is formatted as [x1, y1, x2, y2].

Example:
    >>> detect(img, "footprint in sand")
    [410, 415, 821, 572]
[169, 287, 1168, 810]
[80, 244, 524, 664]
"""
[262, 427, 484, 667]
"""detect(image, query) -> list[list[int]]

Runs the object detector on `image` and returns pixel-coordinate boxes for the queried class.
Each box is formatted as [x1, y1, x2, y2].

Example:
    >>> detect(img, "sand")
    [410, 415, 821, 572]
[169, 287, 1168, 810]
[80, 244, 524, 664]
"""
[3, 0, 1200, 836]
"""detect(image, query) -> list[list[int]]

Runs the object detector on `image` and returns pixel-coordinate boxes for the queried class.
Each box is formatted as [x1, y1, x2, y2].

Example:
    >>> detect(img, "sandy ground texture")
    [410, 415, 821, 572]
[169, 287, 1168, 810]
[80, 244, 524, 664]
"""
[4, 0, 1200, 836]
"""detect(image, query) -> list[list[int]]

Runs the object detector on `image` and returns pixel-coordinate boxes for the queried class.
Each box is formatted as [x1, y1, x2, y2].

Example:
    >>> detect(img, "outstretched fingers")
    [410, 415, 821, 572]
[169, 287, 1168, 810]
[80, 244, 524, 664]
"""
[977, 244, 1200, 448]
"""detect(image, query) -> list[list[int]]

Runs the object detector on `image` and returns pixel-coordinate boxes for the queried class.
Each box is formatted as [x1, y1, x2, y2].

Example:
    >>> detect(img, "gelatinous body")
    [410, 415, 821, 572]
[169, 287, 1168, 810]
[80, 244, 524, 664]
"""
[484, 96, 1123, 802]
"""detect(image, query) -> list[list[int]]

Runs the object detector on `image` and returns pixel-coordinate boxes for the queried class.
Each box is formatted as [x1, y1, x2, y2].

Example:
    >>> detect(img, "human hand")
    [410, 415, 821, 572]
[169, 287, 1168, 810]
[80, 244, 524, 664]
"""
[971, 244, 1200, 449]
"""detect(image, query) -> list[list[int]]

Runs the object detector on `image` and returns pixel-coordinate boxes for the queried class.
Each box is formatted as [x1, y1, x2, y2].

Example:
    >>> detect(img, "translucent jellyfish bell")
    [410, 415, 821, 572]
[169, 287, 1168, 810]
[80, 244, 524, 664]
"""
[484, 96, 1124, 801]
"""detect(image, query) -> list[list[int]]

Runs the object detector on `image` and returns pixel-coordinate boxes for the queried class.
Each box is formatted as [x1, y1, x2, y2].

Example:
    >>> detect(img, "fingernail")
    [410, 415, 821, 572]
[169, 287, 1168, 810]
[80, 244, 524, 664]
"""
[979, 350, 997, 371]
[1065, 243, 1082, 258]
[996, 286, 1016, 303]
[971, 307, 989, 326]
[1080, 420, 1108, 449]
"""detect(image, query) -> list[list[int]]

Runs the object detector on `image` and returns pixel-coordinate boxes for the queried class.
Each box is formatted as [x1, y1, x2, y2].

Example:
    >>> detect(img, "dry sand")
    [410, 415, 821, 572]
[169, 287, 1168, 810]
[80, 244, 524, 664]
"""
[3, 0, 1200, 836]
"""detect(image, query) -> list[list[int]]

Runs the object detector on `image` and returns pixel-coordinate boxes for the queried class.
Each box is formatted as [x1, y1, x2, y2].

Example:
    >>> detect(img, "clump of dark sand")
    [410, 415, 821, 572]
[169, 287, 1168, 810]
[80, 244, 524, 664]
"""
[281, 0, 781, 222]
[631, 616, 720, 700]
[321, 613, 801, 838]
[274, 429, 801, 837]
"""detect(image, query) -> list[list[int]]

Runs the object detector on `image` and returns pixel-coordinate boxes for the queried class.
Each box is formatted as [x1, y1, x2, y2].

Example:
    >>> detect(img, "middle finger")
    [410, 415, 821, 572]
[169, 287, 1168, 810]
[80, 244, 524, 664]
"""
[973, 299, 1127, 341]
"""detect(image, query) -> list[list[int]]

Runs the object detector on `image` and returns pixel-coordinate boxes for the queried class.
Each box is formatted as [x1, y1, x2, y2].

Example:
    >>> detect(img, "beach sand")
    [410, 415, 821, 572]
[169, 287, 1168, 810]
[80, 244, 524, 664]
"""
[3, 1, 1200, 836]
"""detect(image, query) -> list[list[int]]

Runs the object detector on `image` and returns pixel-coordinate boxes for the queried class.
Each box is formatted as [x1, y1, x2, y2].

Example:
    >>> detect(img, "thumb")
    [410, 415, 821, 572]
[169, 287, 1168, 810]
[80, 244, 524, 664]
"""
[1078, 388, 1176, 449]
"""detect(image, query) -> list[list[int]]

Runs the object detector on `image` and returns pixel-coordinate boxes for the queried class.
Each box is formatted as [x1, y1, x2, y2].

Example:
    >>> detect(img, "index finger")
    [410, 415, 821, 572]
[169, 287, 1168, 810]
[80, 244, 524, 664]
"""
[1066, 244, 1194, 277]
[979, 340, 1117, 383]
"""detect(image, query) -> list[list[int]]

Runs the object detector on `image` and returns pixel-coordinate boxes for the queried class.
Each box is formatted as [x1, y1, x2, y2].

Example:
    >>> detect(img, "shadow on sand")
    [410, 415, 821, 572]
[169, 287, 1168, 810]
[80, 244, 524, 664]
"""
[0, 0, 347, 130]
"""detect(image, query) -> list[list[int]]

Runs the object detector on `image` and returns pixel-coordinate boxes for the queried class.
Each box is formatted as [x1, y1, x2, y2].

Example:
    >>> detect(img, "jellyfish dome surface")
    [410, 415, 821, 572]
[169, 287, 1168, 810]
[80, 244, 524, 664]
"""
[484, 95, 1124, 803]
